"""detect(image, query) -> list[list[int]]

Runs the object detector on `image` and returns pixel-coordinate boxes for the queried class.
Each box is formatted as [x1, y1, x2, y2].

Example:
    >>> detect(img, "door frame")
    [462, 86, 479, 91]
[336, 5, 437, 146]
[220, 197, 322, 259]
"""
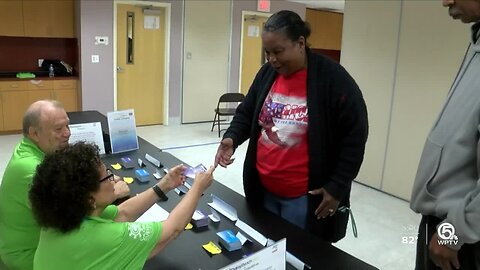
[238, 10, 270, 93]
[113, 0, 171, 125]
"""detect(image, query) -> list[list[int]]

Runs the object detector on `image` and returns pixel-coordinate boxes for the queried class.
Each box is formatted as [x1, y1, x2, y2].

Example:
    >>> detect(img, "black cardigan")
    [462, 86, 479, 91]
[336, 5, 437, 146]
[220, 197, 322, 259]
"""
[223, 51, 368, 242]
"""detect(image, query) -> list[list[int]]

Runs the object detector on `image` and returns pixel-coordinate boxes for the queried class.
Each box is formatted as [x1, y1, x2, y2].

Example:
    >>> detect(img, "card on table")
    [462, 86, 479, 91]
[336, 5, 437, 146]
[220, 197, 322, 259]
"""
[120, 157, 135, 169]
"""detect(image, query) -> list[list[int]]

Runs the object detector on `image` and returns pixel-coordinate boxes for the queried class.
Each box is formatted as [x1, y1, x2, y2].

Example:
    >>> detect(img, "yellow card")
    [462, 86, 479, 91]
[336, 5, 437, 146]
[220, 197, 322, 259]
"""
[123, 177, 134, 184]
[185, 223, 193, 230]
[111, 163, 122, 170]
[202, 241, 222, 255]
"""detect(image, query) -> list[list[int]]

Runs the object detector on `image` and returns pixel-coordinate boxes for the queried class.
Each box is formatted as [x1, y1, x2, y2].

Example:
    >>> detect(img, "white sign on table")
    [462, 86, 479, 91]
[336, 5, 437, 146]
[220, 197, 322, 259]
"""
[218, 238, 286, 270]
[107, 109, 139, 154]
[68, 122, 106, 154]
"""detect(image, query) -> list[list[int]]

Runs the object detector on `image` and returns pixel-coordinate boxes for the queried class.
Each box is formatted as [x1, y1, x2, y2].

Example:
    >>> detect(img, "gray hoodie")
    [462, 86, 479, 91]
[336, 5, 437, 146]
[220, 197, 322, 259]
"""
[410, 23, 480, 250]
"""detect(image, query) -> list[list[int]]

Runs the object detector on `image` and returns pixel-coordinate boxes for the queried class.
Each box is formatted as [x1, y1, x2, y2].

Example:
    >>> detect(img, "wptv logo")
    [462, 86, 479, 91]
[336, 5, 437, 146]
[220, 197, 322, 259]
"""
[437, 222, 458, 246]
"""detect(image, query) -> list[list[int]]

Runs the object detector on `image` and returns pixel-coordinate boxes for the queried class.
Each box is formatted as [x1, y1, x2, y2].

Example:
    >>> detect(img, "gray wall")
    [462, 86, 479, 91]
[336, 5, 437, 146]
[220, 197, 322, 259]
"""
[229, 0, 305, 93]
[79, 0, 115, 115]
[341, 0, 469, 199]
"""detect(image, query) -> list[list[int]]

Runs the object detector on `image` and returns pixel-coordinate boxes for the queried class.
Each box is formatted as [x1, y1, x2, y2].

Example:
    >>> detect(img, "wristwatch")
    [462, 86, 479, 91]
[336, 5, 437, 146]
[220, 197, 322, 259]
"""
[152, 185, 168, 201]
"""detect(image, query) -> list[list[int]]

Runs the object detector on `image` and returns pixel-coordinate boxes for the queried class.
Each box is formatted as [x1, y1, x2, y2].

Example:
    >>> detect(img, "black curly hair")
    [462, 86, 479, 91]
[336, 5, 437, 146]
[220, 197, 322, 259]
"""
[29, 142, 103, 233]
[264, 10, 311, 43]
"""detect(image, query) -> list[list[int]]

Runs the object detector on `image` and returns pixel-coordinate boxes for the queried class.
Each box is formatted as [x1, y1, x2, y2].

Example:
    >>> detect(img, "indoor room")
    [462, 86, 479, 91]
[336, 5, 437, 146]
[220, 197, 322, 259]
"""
[0, 0, 475, 269]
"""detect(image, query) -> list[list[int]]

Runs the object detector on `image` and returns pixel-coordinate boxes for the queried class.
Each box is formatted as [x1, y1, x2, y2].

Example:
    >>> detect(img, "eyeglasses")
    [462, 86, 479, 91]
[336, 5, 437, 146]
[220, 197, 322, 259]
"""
[99, 169, 114, 183]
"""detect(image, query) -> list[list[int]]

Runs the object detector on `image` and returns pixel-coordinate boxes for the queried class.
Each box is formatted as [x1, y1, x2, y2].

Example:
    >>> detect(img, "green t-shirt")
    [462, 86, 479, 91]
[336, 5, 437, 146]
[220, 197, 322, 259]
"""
[0, 138, 45, 270]
[34, 205, 162, 270]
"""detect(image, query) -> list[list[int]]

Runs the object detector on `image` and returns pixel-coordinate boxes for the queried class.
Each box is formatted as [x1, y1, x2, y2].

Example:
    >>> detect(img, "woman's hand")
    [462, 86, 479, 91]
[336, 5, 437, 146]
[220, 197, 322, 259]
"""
[192, 165, 215, 192]
[113, 180, 130, 199]
[159, 164, 186, 192]
[214, 138, 235, 168]
[308, 188, 340, 219]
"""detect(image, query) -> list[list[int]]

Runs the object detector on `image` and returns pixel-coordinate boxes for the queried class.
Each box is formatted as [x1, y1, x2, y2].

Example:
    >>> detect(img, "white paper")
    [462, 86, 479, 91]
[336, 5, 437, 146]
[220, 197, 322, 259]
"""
[107, 109, 139, 154]
[219, 238, 286, 270]
[144, 15, 160, 29]
[136, 203, 169, 222]
[236, 231, 251, 245]
[248, 25, 259, 37]
[192, 210, 206, 220]
[266, 238, 276, 247]
[286, 251, 307, 270]
[235, 219, 268, 246]
[68, 122, 106, 154]
[207, 194, 238, 221]
[145, 153, 161, 167]
[208, 208, 220, 222]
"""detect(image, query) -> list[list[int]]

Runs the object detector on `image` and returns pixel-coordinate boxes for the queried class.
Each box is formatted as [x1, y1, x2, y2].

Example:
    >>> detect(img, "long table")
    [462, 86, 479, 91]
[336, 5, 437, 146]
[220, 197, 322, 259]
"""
[68, 111, 378, 270]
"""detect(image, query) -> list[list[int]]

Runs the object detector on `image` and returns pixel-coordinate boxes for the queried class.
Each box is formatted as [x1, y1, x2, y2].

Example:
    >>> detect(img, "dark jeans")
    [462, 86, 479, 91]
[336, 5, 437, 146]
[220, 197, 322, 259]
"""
[416, 215, 480, 270]
[263, 191, 308, 229]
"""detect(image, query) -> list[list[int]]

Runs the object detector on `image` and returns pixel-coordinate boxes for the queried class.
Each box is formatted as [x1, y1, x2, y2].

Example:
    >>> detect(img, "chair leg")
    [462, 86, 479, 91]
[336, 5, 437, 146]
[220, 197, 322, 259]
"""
[217, 115, 221, 137]
[211, 113, 217, 132]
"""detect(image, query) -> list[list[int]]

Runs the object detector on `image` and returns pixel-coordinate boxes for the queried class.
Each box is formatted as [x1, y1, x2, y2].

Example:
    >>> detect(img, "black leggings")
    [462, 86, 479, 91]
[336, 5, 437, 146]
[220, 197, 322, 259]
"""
[415, 215, 480, 270]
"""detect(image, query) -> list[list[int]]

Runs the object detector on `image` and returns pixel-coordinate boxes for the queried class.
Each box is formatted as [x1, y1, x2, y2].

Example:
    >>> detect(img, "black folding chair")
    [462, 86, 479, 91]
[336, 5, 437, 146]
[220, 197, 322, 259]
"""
[211, 93, 245, 137]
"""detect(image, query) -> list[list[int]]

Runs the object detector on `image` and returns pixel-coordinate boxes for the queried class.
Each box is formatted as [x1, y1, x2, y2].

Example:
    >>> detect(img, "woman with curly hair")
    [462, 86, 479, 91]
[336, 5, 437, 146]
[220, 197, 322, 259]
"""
[29, 142, 214, 269]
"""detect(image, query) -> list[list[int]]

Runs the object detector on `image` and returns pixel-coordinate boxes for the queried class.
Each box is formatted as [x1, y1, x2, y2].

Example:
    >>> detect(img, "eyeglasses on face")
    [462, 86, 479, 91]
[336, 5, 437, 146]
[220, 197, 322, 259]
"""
[99, 169, 115, 183]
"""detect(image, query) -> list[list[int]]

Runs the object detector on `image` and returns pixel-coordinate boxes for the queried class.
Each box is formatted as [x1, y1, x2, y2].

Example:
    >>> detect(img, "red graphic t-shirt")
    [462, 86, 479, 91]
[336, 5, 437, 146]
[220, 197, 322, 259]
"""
[256, 69, 309, 198]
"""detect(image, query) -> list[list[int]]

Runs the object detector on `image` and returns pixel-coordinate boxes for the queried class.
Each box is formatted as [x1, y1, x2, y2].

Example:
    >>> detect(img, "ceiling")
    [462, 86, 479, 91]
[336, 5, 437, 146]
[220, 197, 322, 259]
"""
[287, 0, 345, 13]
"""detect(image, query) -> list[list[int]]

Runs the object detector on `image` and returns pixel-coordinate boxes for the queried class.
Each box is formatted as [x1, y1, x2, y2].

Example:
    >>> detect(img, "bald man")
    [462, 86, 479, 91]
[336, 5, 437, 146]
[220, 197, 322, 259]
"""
[0, 100, 129, 269]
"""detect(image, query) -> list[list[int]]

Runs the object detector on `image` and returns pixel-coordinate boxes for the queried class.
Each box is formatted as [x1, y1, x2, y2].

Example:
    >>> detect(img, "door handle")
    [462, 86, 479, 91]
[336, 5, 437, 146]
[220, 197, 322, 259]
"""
[116, 66, 124, 72]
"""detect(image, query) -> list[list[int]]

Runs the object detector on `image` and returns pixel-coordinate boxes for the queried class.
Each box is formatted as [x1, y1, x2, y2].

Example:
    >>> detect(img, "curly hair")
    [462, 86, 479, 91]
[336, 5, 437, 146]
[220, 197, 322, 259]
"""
[29, 142, 102, 233]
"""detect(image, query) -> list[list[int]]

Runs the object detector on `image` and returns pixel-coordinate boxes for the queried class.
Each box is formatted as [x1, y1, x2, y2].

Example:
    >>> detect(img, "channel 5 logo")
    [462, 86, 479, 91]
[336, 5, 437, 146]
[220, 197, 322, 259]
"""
[437, 222, 458, 246]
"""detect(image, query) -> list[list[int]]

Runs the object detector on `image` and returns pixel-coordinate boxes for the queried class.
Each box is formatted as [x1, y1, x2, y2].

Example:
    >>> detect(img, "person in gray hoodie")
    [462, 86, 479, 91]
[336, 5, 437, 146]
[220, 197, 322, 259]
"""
[410, 0, 480, 269]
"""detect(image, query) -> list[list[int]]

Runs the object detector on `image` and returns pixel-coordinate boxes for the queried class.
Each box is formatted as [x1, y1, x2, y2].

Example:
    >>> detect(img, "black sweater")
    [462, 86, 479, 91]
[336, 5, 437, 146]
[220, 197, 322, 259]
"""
[223, 51, 368, 241]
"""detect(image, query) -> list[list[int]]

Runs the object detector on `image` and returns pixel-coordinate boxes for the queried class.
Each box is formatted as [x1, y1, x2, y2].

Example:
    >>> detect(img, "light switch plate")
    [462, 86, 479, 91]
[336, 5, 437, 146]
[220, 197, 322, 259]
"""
[94, 36, 109, 45]
[91, 55, 100, 63]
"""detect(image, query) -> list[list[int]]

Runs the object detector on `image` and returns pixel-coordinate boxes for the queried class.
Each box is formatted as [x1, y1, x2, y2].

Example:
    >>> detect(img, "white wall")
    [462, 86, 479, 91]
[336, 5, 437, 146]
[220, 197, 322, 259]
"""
[182, 0, 231, 123]
[341, 0, 469, 200]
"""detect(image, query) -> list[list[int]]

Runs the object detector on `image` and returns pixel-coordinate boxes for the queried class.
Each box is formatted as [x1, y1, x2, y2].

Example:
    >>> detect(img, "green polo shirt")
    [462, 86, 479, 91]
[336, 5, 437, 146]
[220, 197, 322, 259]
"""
[34, 205, 162, 270]
[0, 137, 45, 270]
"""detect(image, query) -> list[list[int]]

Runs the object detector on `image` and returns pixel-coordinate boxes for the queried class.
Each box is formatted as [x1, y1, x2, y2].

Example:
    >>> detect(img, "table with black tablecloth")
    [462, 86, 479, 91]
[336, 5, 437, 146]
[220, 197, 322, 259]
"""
[68, 111, 378, 270]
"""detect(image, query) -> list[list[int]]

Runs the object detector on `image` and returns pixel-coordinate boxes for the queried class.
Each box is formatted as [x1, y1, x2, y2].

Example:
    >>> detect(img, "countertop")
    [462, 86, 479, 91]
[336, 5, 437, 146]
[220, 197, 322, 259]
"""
[0, 76, 78, 81]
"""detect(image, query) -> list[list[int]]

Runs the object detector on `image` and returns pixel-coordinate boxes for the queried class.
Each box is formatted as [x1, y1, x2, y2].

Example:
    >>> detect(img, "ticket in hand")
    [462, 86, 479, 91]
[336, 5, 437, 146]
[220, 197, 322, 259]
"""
[184, 164, 207, 179]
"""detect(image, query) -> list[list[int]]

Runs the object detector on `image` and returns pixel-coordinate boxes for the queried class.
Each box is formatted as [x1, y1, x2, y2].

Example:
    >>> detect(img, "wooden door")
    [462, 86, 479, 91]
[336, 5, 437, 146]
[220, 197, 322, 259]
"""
[240, 14, 269, 95]
[0, 1, 24, 36]
[116, 4, 166, 126]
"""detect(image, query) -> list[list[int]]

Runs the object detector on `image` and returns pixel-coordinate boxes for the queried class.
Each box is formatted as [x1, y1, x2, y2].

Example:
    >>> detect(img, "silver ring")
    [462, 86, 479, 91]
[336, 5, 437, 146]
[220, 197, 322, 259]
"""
[328, 209, 334, 213]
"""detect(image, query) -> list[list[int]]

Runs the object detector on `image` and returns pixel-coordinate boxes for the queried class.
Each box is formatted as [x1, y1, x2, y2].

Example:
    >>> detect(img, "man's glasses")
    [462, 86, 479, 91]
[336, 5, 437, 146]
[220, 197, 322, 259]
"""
[99, 169, 114, 183]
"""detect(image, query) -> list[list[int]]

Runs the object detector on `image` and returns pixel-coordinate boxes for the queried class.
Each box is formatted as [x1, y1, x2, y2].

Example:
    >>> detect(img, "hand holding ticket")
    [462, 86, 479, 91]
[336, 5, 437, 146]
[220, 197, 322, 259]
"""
[184, 164, 207, 179]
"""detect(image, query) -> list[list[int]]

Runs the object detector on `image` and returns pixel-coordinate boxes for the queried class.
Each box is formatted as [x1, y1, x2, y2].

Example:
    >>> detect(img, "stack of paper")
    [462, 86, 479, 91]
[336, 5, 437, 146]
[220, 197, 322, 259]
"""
[135, 169, 150, 183]
[191, 210, 209, 228]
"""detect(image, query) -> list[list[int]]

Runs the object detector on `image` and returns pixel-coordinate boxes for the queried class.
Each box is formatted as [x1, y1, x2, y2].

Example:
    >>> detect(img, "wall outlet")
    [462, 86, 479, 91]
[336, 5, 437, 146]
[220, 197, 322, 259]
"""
[38, 59, 44, 67]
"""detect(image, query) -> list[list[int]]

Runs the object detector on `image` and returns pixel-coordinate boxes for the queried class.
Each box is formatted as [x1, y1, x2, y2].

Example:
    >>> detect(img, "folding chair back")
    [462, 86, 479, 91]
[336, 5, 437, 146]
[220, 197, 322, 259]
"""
[211, 93, 245, 137]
